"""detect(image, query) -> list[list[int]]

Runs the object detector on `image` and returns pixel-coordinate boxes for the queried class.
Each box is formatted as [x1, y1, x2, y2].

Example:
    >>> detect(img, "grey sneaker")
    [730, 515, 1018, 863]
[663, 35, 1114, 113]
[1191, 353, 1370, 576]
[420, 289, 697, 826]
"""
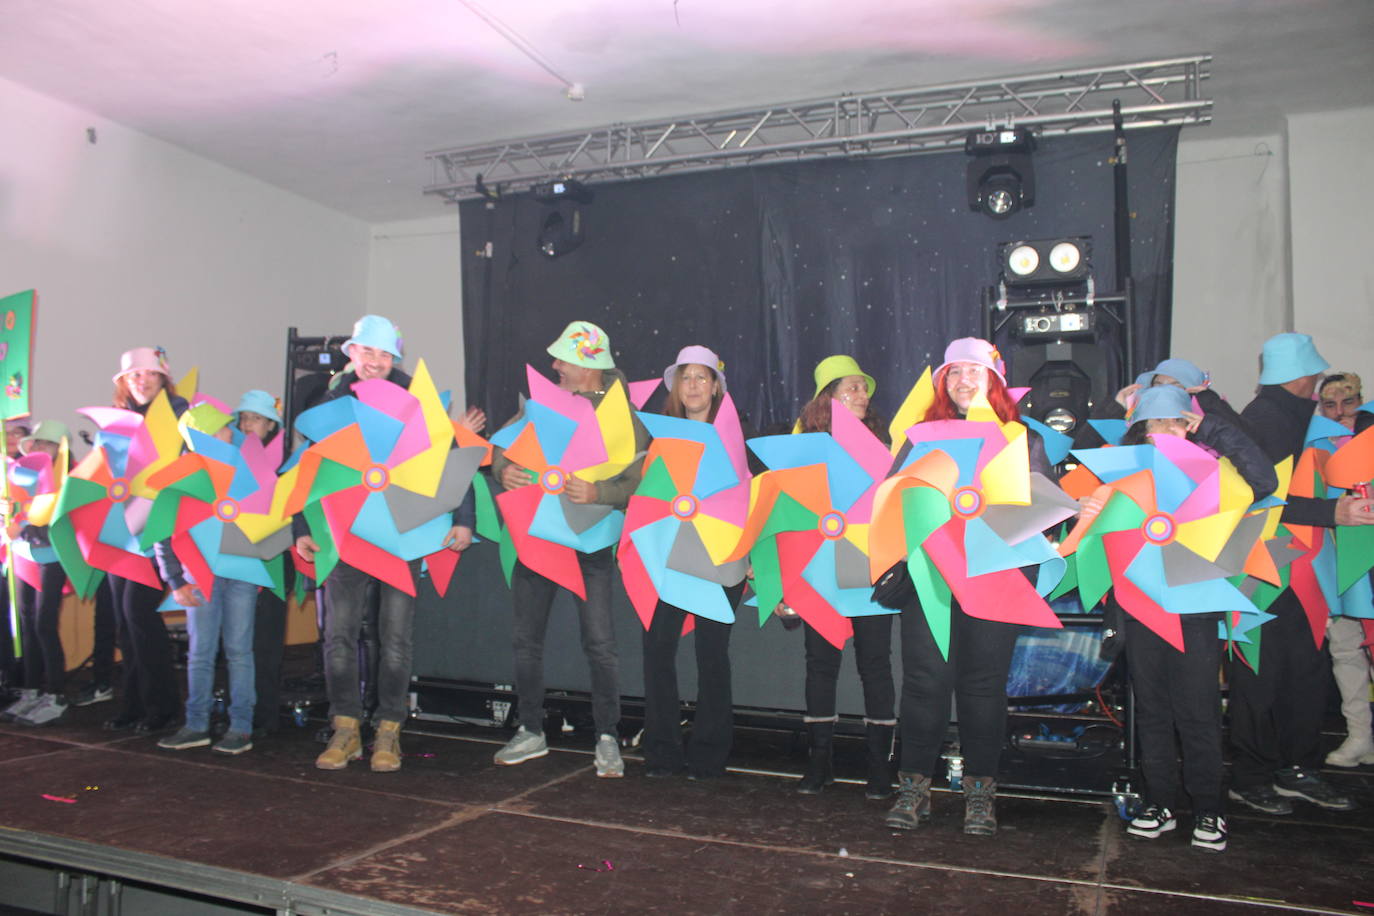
[594, 733, 624, 778]
[1273, 766, 1357, 811]
[1227, 783, 1293, 815]
[158, 727, 212, 750]
[71, 682, 114, 707]
[0, 689, 39, 722]
[17, 693, 68, 726]
[494, 726, 548, 766]
[212, 732, 253, 755]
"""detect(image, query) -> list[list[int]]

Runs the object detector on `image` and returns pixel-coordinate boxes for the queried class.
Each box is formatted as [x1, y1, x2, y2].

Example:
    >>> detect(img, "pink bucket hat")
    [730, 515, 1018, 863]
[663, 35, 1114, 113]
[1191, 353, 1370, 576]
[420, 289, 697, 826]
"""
[936, 337, 1006, 383]
[113, 346, 171, 383]
[664, 345, 726, 393]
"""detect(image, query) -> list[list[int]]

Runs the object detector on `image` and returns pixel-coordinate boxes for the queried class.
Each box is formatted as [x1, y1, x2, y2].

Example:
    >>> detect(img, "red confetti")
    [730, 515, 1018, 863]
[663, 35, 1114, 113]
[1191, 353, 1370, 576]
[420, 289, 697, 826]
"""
[577, 860, 615, 873]
[42, 794, 76, 804]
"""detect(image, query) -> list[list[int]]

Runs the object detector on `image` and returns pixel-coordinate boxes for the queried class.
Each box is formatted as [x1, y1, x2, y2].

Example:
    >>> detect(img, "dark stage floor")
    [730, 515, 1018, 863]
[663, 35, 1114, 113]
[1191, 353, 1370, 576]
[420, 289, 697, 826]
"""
[1, 699, 1372, 916]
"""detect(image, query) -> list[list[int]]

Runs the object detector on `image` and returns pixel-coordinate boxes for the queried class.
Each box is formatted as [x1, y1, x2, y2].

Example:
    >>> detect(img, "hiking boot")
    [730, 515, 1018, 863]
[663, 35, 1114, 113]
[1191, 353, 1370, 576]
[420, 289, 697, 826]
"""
[17, 693, 68, 726]
[594, 733, 624, 778]
[1273, 766, 1357, 811]
[315, 715, 362, 770]
[213, 732, 253, 755]
[1227, 783, 1293, 815]
[1191, 813, 1228, 852]
[884, 771, 932, 830]
[494, 726, 548, 766]
[963, 776, 998, 836]
[1126, 804, 1176, 839]
[71, 682, 114, 707]
[796, 721, 835, 795]
[158, 727, 212, 750]
[371, 720, 402, 772]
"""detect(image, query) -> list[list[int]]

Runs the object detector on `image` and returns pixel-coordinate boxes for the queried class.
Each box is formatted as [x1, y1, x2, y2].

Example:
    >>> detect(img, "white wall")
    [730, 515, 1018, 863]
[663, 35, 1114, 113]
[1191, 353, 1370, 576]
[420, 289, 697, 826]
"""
[1288, 106, 1374, 379]
[0, 76, 370, 432]
[365, 215, 467, 406]
[1172, 132, 1291, 402]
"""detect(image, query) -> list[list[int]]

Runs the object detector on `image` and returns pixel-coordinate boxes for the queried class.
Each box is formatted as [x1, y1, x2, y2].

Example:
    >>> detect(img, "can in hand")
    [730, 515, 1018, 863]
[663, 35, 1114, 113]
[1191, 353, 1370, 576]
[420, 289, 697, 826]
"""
[1354, 481, 1371, 500]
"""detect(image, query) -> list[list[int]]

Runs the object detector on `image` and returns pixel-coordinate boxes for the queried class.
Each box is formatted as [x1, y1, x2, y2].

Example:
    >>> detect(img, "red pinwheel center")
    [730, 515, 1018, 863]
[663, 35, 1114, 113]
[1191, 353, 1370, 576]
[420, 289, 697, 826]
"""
[362, 465, 390, 491]
[819, 511, 847, 539]
[108, 478, 131, 503]
[671, 494, 698, 520]
[215, 498, 240, 522]
[1142, 513, 1176, 545]
[541, 467, 567, 494]
[951, 486, 984, 519]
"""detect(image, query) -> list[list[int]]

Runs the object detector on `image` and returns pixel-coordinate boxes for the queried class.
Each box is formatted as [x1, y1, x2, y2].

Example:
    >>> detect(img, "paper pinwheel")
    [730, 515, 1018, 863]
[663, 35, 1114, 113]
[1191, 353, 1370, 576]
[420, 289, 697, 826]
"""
[489, 365, 638, 598]
[730, 400, 894, 650]
[1059, 434, 1266, 652]
[1318, 409, 1374, 615]
[49, 392, 184, 596]
[139, 424, 292, 599]
[869, 395, 1079, 659]
[6, 443, 71, 592]
[616, 392, 750, 628]
[282, 360, 488, 597]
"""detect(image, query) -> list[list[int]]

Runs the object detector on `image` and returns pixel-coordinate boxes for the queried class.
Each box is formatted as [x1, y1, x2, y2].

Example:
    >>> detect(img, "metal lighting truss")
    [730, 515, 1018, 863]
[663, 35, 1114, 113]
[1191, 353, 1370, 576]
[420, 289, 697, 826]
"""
[424, 55, 1211, 203]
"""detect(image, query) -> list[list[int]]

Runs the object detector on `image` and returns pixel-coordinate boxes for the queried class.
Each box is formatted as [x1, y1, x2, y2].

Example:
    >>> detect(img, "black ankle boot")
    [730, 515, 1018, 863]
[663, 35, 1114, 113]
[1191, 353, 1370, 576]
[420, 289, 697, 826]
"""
[864, 723, 895, 799]
[796, 721, 835, 795]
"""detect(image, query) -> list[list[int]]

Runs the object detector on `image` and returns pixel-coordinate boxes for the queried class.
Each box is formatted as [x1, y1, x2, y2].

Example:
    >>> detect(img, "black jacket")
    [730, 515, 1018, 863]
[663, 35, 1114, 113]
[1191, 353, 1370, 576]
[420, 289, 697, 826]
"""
[1240, 384, 1337, 528]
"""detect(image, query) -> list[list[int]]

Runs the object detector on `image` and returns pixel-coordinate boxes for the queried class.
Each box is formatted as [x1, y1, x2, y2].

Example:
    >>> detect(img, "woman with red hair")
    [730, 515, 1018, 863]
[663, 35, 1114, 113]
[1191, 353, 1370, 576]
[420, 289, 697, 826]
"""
[884, 338, 1052, 838]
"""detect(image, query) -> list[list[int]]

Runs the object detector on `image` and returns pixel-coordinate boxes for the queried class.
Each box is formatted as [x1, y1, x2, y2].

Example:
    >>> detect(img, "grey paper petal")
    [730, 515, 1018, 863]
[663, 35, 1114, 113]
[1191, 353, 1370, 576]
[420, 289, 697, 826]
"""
[833, 535, 873, 589]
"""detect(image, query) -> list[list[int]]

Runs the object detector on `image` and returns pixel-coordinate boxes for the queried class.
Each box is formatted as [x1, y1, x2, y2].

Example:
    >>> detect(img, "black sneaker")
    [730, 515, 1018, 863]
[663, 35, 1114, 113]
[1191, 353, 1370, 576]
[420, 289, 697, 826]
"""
[71, 683, 113, 707]
[1273, 767, 1357, 812]
[1191, 813, 1228, 852]
[1227, 783, 1293, 815]
[1126, 804, 1177, 838]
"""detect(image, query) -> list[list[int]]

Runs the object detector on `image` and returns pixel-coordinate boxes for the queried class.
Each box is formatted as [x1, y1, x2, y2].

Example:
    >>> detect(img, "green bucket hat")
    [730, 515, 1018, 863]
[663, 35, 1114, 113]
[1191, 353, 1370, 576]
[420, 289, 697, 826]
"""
[19, 420, 69, 453]
[547, 321, 615, 370]
[178, 403, 233, 448]
[813, 355, 875, 398]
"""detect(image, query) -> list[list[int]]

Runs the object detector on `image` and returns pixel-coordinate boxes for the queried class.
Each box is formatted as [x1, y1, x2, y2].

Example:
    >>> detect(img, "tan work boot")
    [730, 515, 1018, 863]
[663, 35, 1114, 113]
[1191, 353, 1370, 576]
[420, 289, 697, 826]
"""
[371, 719, 402, 773]
[315, 716, 362, 770]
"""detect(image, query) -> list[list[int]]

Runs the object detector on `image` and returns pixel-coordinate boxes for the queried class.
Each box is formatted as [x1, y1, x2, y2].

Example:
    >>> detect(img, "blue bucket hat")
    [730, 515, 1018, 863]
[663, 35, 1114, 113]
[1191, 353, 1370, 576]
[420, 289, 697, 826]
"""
[234, 390, 282, 425]
[1144, 358, 1207, 390]
[342, 314, 403, 360]
[1259, 333, 1328, 385]
[1130, 385, 1192, 424]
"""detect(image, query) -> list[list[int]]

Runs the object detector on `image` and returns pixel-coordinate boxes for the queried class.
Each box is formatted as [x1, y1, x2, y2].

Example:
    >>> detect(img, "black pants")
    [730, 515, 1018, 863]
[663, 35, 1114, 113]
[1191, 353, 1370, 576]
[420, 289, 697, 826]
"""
[803, 614, 895, 722]
[1125, 613, 1224, 814]
[641, 586, 741, 775]
[252, 586, 288, 732]
[0, 580, 14, 688]
[17, 562, 67, 695]
[1228, 588, 1328, 787]
[897, 601, 1020, 777]
[92, 576, 116, 688]
[108, 574, 178, 721]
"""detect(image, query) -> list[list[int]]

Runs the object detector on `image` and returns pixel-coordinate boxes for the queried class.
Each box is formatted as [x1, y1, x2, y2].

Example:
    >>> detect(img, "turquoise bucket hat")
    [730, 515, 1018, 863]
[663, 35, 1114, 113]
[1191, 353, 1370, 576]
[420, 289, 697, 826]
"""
[234, 390, 282, 425]
[1130, 384, 1191, 423]
[342, 315, 403, 360]
[1259, 333, 1329, 385]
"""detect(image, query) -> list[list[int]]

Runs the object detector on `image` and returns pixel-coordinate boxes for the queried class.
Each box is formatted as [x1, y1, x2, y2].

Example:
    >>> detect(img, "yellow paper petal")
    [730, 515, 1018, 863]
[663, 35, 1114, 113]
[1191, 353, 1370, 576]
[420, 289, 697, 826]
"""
[178, 366, 200, 404]
[1176, 509, 1245, 562]
[579, 379, 636, 482]
[28, 493, 57, 527]
[130, 391, 185, 497]
[887, 367, 935, 455]
[843, 522, 870, 555]
[1259, 457, 1294, 541]
[270, 464, 302, 521]
[693, 515, 745, 566]
[1216, 458, 1253, 512]
[388, 359, 453, 497]
[980, 427, 1030, 505]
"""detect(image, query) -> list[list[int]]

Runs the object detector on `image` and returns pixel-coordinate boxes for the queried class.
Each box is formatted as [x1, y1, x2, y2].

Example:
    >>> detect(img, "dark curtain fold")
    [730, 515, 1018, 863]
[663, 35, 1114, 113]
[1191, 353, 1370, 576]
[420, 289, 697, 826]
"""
[461, 128, 1178, 429]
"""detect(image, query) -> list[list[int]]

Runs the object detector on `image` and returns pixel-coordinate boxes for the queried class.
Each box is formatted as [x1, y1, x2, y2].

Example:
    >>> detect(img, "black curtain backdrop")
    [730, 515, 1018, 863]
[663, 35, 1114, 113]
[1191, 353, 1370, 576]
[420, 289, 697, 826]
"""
[461, 128, 1178, 430]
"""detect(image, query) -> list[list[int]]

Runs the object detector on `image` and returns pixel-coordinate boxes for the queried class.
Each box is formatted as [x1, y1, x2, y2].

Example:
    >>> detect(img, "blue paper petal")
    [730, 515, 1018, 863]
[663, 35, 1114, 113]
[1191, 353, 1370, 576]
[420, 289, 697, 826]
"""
[1023, 416, 1073, 465]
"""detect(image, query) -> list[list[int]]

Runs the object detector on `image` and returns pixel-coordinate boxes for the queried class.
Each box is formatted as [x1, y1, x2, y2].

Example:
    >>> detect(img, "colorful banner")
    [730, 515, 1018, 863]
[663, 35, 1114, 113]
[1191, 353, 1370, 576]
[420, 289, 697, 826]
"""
[0, 290, 35, 421]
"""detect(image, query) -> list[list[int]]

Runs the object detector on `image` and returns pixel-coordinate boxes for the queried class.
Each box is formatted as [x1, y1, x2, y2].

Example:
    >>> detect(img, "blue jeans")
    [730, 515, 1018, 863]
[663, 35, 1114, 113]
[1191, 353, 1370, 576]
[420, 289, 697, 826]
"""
[185, 576, 258, 735]
[511, 549, 619, 737]
[323, 560, 419, 723]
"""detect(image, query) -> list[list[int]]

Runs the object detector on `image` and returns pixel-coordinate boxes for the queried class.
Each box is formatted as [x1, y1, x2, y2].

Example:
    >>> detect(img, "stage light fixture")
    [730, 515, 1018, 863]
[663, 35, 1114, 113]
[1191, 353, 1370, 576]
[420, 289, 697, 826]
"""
[537, 205, 585, 258]
[966, 127, 1036, 220]
[999, 237, 1091, 287]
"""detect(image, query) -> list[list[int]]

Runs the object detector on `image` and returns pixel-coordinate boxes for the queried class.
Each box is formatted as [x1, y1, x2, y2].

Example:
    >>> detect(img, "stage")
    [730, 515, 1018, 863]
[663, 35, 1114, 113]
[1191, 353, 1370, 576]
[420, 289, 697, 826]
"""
[1, 700, 1372, 915]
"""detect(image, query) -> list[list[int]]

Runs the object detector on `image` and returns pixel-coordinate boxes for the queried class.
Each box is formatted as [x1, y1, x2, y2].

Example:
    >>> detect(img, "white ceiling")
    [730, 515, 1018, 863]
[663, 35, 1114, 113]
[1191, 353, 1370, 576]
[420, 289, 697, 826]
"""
[4, 0, 1373, 223]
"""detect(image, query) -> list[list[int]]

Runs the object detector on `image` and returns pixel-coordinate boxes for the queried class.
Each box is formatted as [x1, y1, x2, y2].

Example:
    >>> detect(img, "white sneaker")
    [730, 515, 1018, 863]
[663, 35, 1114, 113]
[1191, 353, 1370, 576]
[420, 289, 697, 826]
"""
[594, 733, 624, 778]
[17, 693, 68, 726]
[0, 689, 40, 722]
[494, 726, 548, 766]
[1325, 735, 1374, 768]
[1191, 813, 1228, 852]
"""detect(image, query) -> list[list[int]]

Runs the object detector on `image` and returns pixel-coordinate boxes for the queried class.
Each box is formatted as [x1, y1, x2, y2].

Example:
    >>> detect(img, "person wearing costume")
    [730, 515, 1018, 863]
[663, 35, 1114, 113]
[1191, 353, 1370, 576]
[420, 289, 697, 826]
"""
[639, 345, 745, 780]
[787, 355, 897, 799]
[1118, 385, 1277, 853]
[491, 320, 649, 778]
[300, 316, 476, 773]
[3, 421, 73, 726]
[885, 338, 1053, 837]
[101, 347, 187, 734]
[1228, 334, 1373, 814]
[1315, 371, 1374, 768]
[0, 420, 28, 695]
[157, 404, 262, 755]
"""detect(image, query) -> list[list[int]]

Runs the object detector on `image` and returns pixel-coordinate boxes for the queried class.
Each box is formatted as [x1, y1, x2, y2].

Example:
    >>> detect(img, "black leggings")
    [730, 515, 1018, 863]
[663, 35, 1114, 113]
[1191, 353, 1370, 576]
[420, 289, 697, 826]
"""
[802, 614, 895, 722]
[18, 561, 67, 695]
